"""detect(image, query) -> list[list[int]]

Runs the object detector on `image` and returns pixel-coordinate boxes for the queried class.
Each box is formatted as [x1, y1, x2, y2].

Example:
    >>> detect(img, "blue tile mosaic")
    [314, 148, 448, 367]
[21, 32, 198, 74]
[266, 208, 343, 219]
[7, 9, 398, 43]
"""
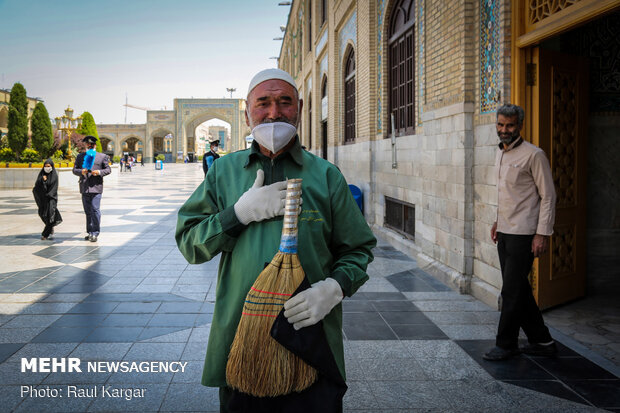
[480, 0, 501, 113]
[377, 0, 387, 133]
[339, 11, 357, 62]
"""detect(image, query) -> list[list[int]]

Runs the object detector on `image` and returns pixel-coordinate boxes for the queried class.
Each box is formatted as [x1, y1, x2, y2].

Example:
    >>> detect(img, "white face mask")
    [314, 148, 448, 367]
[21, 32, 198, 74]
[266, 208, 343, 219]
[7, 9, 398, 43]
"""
[251, 122, 297, 154]
[43, 166, 52, 173]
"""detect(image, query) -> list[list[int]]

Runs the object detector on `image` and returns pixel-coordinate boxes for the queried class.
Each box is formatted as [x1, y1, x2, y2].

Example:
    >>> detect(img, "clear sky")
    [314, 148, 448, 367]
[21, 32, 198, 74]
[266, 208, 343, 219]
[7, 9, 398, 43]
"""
[0, 0, 290, 125]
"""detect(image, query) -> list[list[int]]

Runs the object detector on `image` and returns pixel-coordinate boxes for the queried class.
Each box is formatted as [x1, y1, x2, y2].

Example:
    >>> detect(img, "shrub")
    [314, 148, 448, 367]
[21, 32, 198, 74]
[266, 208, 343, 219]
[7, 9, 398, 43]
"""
[155, 154, 165, 161]
[0, 147, 14, 162]
[112, 155, 120, 163]
[21, 148, 40, 163]
[51, 150, 64, 164]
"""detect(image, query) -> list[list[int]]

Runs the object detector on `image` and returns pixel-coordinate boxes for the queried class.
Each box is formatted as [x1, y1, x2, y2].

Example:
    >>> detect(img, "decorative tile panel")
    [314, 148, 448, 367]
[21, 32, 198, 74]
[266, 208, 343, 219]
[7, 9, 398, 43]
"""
[320, 55, 328, 80]
[377, 0, 387, 133]
[298, 6, 304, 78]
[339, 11, 357, 61]
[480, 0, 500, 114]
[316, 30, 328, 57]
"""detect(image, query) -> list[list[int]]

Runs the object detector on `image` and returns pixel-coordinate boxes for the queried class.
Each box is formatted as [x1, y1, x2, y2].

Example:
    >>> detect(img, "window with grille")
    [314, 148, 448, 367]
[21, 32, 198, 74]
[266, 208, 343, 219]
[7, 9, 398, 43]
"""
[344, 49, 356, 143]
[389, 0, 415, 137]
[385, 197, 415, 239]
[321, 0, 327, 26]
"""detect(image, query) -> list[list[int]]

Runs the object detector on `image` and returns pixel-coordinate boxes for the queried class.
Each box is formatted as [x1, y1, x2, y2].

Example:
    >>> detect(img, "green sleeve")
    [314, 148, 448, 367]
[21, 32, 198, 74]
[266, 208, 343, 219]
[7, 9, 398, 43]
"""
[327, 169, 377, 297]
[175, 162, 245, 264]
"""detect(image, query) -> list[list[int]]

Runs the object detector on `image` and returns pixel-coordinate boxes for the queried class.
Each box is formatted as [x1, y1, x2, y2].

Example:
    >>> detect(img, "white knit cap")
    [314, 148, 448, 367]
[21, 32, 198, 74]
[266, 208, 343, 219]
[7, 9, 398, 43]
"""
[247, 68, 297, 97]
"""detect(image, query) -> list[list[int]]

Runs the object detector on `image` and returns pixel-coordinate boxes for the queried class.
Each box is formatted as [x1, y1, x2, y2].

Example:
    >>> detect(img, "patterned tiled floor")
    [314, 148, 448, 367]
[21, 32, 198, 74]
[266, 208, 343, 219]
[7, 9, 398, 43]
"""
[0, 163, 618, 412]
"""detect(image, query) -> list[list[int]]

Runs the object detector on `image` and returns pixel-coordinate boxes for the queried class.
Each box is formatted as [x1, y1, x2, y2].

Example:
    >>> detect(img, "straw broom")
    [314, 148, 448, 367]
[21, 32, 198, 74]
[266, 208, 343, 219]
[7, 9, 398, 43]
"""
[226, 178, 318, 397]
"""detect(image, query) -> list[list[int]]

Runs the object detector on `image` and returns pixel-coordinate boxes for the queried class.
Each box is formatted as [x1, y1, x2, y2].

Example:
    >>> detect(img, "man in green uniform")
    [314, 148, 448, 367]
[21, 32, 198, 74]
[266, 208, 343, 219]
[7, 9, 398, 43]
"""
[176, 68, 376, 412]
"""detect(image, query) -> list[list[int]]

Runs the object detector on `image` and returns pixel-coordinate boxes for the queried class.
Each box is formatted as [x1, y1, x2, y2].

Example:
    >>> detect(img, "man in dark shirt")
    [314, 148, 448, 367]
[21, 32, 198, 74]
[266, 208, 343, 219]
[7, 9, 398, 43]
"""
[202, 140, 220, 176]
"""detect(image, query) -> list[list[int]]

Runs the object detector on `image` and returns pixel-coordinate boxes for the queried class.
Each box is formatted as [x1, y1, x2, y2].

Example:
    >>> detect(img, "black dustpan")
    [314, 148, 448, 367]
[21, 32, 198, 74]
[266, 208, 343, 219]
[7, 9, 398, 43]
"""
[226, 277, 347, 413]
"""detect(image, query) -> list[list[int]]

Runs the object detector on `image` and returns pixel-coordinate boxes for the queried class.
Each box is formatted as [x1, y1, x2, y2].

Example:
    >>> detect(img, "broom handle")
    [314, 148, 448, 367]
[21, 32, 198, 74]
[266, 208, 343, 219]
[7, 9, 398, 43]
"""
[279, 178, 302, 253]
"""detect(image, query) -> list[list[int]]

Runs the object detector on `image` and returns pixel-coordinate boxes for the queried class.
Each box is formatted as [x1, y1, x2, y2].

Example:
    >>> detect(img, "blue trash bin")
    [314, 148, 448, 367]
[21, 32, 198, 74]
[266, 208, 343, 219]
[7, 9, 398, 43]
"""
[348, 184, 363, 213]
[156, 160, 164, 170]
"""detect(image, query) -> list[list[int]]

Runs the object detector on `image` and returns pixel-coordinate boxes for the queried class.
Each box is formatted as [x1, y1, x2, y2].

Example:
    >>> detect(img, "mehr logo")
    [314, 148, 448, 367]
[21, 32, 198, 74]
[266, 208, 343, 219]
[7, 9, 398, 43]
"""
[21, 358, 82, 373]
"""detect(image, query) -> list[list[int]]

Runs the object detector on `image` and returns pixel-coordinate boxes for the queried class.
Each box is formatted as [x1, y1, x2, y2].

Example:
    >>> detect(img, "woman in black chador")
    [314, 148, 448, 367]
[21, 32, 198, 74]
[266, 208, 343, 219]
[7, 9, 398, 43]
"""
[33, 159, 63, 240]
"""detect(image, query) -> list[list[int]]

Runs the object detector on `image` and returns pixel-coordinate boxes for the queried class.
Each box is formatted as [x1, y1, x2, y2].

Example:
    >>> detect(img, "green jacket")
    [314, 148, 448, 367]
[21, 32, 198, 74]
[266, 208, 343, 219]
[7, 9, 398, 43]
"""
[176, 138, 376, 387]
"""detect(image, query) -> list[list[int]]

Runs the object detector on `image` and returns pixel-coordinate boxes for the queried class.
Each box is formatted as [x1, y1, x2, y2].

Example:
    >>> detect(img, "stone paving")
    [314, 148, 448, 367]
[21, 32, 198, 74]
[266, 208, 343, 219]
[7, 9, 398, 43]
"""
[0, 163, 618, 412]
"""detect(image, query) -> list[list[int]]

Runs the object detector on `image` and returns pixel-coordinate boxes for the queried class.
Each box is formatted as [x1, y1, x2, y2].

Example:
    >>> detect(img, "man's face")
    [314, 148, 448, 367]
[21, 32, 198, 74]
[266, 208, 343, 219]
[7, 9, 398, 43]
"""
[211, 144, 218, 152]
[496, 114, 522, 145]
[86, 142, 96, 150]
[245, 79, 302, 129]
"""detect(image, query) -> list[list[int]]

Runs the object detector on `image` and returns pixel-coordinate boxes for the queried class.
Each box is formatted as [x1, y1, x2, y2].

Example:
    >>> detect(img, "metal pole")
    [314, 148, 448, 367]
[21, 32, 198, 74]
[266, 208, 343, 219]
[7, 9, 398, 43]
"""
[391, 114, 397, 169]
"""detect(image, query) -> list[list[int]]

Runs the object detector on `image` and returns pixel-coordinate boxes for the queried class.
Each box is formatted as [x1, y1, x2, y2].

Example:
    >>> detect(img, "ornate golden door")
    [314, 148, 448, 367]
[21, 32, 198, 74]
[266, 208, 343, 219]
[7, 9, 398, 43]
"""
[527, 48, 589, 309]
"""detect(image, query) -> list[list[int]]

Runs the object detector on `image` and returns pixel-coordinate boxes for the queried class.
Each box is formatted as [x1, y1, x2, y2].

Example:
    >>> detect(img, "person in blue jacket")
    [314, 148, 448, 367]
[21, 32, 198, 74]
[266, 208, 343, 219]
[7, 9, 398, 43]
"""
[72, 135, 111, 242]
[202, 139, 220, 176]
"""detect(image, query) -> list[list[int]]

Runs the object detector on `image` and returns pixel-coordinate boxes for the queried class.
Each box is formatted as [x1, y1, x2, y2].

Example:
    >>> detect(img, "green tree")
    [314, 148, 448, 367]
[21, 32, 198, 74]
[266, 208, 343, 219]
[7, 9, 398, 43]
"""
[7, 82, 29, 159]
[77, 111, 102, 152]
[31, 102, 54, 159]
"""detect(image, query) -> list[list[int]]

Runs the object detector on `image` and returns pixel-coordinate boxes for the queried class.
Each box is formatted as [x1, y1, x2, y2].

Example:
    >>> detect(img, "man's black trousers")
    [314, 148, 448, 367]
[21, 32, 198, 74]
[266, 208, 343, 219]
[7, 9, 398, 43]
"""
[495, 232, 553, 349]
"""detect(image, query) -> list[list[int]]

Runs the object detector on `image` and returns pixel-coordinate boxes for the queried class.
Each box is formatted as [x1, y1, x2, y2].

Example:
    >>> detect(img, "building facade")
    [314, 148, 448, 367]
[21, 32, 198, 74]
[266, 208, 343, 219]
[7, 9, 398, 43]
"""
[208, 126, 230, 150]
[0, 89, 43, 140]
[279, 0, 620, 309]
[96, 98, 249, 163]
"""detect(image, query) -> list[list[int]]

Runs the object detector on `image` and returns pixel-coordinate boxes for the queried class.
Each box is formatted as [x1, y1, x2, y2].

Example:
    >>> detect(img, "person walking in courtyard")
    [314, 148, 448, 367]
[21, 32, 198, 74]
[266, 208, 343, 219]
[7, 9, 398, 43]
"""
[33, 159, 63, 240]
[73, 135, 111, 242]
[176, 68, 376, 412]
[484, 104, 558, 361]
[202, 139, 220, 176]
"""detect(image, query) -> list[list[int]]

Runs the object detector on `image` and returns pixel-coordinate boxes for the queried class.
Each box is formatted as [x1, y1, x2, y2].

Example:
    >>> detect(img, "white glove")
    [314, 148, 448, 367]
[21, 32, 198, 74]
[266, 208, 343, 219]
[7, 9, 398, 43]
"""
[283, 278, 344, 330]
[234, 169, 287, 225]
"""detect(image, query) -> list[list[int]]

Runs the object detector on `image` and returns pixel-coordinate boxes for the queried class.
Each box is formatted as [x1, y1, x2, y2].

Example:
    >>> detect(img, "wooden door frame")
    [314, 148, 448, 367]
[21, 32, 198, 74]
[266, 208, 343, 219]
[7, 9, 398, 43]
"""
[509, 0, 619, 306]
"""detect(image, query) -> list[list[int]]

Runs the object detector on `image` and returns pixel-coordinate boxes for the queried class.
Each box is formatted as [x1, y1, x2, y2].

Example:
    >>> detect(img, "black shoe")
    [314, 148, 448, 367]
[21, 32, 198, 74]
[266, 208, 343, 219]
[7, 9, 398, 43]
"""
[521, 342, 558, 357]
[84, 235, 91, 240]
[89, 235, 98, 242]
[483, 346, 520, 361]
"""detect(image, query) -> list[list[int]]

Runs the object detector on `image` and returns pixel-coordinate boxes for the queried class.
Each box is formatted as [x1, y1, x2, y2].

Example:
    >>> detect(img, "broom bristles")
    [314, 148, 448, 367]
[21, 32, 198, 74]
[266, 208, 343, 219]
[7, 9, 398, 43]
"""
[226, 251, 318, 397]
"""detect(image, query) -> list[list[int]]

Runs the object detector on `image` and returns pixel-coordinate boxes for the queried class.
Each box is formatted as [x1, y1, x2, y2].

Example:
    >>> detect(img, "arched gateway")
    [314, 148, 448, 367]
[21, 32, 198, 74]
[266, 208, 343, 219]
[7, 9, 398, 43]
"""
[98, 98, 249, 162]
